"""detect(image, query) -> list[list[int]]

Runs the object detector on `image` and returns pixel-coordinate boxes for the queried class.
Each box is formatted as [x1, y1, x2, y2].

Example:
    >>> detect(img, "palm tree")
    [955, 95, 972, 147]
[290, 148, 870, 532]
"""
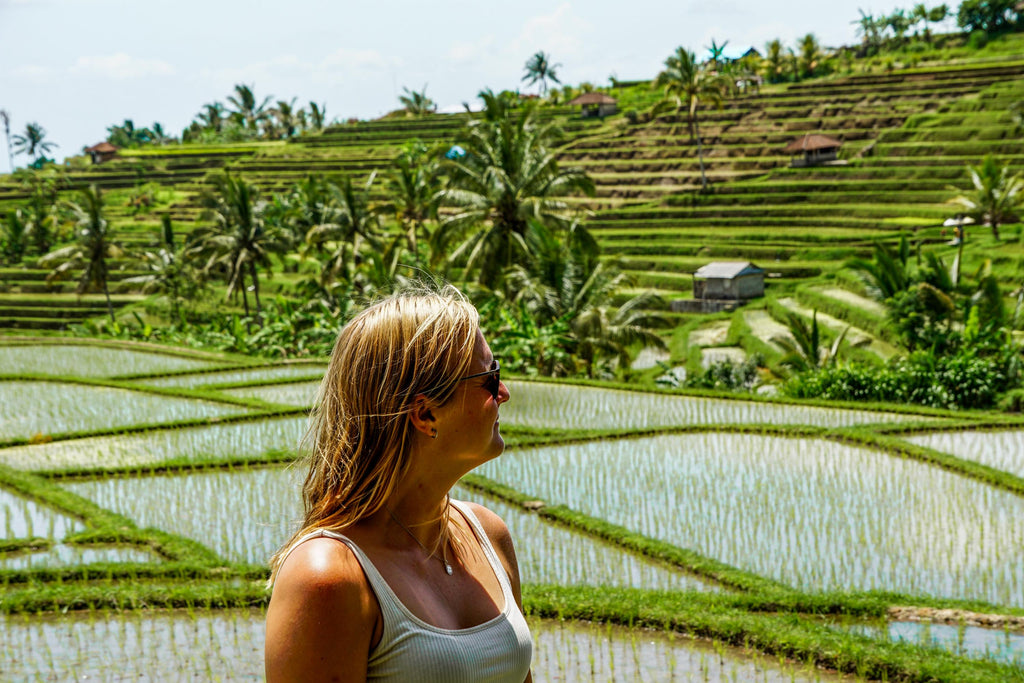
[763, 39, 787, 83]
[227, 84, 273, 132]
[949, 155, 1023, 240]
[887, 9, 911, 46]
[853, 10, 884, 54]
[271, 98, 299, 139]
[653, 47, 732, 190]
[437, 90, 594, 288]
[39, 185, 120, 321]
[0, 209, 28, 264]
[507, 222, 667, 377]
[705, 39, 729, 69]
[522, 51, 562, 96]
[307, 102, 327, 131]
[0, 109, 12, 172]
[195, 102, 225, 132]
[11, 122, 57, 164]
[772, 310, 857, 373]
[191, 172, 287, 321]
[399, 86, 436, 116]
[304, 174, 382, 291]
[380, 141, 441, 267]
[847, 234, 912, 301]
[797, 34, 823, 79]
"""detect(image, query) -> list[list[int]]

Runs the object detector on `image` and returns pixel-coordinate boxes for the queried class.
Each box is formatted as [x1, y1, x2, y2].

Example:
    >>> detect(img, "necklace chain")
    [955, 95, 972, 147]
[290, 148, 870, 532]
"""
[386, 506, 453, 576]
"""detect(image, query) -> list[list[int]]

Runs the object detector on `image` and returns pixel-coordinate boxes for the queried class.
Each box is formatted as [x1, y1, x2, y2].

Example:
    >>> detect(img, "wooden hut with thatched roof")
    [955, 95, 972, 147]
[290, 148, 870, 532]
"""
[567, 92, 618, 118]
[84, 142, 118, 164]
[783, 134, 842, 167]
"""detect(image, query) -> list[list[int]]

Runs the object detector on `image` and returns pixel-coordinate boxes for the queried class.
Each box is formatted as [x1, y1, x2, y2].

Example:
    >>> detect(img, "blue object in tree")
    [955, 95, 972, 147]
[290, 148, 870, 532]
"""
[445, 145, 466, 160]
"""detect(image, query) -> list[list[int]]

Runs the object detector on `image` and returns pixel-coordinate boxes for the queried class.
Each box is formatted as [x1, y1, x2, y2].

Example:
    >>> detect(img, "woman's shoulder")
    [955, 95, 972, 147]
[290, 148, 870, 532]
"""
[273, 535, 375, 606]
[455, 501, 514, 554]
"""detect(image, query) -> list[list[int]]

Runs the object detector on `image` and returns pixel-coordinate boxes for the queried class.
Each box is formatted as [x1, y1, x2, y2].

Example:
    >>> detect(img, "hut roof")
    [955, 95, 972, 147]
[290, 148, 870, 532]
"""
[783, 134, 842, 154]
[85, 142, 118, 153]
[694, 261, 764, 279]
[567, 92, 617, 106]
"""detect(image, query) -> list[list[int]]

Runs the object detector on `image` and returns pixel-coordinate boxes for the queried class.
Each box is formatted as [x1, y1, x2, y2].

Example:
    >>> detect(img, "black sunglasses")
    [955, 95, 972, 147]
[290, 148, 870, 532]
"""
[461, 361, 501, 399]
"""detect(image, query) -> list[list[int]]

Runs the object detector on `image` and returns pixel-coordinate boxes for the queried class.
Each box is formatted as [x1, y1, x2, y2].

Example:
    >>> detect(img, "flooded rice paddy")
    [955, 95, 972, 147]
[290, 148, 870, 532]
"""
[0, 343, 216, 378]
[476, 433, 1024, 606]
[140, 364, 327, 388]
[0, 381, 247, 440]
[903, 430, 1024, 479]
[0, 610, 858, 682]
[64, 469, 716, 591]
[0, 416, 307, 471]
[501, 382, 925, 429]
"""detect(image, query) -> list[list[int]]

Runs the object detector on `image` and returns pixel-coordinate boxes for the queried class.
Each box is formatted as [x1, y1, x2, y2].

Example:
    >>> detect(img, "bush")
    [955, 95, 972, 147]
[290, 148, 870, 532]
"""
[782, 347, 1017, 410]
[967, 29, 989, 49]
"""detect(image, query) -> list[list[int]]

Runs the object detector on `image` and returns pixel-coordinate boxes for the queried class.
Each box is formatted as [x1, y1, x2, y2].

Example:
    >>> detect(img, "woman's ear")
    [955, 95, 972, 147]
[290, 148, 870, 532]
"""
[408, 394, 437, 437]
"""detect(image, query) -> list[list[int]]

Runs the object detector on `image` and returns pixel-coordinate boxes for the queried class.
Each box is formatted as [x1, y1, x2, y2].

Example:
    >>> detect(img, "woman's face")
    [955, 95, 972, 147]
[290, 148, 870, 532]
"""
[433, 330, 509, 466]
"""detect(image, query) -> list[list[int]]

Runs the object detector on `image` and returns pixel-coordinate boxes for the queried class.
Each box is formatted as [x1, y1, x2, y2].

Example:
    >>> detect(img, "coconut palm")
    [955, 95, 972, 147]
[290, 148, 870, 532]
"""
[522, 51, 562, 96]
[797, 34, 823, 78]
[39, 185, 121, 321]
[399, 86, 436, 116]
[307, 102, 327, 131]
[0, 109, 12, 172]
[772, 310, 858, 373]
[507, 222, 667, 377]
[705, 39, 729, 69]
[653, 47, 732, 190]
[949, 155, 1024, 241]
[763, 39, 787, 83]
[11, 122, 57, 163]
[190, 172, 287, 321]
[227, 83, 273, 131]
[120, 216, 200, 320]
[271, 98, 299, 139]
[381, 141, 441, 267]
[437, 90, 594, 288]
[847, 234, 912, 301]
[304, 174, 382, 290]
[0, 209, 28, 264]
[195, 102, 225, 133]
[853, 10, 885, 53]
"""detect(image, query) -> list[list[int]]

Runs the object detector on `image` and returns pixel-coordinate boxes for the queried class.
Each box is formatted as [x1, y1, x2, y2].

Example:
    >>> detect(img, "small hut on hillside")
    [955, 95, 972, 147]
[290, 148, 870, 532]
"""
[84, 142, 118, 164]
[567, 92, 618, 119]
[693, 261, 765, 300]
[783, 134, 842, 167]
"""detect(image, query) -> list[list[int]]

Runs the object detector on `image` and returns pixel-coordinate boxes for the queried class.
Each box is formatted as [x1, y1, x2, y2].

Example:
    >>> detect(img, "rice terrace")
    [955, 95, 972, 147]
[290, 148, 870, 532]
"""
[4, 2, 1024, 681]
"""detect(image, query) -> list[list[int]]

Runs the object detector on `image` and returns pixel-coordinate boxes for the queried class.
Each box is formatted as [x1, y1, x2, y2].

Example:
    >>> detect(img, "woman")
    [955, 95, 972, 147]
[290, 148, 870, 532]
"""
[265, 286, 533, 683]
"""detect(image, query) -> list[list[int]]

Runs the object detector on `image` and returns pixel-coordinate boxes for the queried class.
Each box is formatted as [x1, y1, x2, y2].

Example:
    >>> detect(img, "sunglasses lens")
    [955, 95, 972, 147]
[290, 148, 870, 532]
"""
[486, 371, 500, 398]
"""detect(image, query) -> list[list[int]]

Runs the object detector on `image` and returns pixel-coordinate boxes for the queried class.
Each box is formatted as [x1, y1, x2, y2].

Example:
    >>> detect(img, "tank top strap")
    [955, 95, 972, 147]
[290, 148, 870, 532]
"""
[448, 499, 516, 603]
[283, 528, 410, 631]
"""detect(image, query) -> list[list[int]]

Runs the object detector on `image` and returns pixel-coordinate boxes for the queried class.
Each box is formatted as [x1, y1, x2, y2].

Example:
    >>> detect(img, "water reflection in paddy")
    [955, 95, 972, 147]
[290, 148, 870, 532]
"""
[0, 609, 859, 682]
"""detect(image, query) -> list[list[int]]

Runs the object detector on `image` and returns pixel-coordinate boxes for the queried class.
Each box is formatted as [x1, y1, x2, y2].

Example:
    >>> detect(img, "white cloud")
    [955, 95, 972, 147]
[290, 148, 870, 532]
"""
[446, 36, 496, 65]
[321, 47, 400, 72]
[11, 64, 56, 81]
[514, 3, 592, 59]
[70, 53, 176, 80]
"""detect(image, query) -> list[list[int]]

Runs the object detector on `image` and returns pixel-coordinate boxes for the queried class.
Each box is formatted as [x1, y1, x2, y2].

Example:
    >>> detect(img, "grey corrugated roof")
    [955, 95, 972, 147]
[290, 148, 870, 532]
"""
[694, 261, 764, 279]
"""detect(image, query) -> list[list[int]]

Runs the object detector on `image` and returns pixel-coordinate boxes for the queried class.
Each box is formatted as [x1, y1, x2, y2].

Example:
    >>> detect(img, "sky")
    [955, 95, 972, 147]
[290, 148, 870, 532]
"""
[0, 0, 959, 170]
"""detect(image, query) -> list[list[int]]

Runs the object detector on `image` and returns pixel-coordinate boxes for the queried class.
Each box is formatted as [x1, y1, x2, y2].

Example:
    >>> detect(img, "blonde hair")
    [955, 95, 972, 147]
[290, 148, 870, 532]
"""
[269, 284, 479, 582]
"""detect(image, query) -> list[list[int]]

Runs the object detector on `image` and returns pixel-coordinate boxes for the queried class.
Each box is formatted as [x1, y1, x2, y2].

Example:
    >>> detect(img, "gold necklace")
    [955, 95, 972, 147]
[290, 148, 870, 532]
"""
[386, 507, 453, 576]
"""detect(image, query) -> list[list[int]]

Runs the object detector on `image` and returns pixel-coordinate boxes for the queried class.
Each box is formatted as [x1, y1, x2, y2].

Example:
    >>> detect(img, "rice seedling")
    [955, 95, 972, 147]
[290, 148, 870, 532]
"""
[0, 543, 157, 570]
[220, 381, 320, 407]
[0, 344, 216, 378]
[0, 381, 247, 440]
[141, 365, 326, 389]
[66, 468, 717, 591]
[476, 433, 1024, 606]
[0, 416, 307, 471]
[839, 618, 1024, 667]
[502, 382, 930, 430]
[0, 609, 856, 682]
[903, 430, 1024, 480]
[0, 487, 82, 539]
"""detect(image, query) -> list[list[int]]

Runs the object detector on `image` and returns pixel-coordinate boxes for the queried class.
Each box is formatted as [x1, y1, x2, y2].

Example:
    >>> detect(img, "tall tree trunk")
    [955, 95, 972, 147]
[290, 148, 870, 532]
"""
[103, 280, 114, 322]
[249, 260, 262, 324]
[695, 115, 708, 192]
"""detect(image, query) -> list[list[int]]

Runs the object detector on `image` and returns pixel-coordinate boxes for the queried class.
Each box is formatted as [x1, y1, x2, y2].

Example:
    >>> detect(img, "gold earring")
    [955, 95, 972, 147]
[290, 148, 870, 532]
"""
[430, 428, 437, 439]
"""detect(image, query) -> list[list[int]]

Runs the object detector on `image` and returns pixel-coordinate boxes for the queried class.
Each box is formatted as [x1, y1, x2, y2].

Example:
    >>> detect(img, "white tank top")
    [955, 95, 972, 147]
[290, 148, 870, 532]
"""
[289, 500, 533, 682]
